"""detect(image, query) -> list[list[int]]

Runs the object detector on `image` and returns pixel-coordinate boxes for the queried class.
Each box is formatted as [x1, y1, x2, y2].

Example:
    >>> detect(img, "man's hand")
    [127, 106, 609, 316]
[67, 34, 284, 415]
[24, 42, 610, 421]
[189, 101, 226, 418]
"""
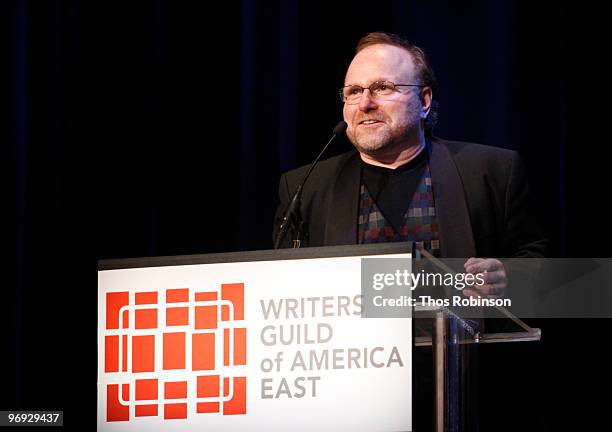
[463, 257, 507, 299]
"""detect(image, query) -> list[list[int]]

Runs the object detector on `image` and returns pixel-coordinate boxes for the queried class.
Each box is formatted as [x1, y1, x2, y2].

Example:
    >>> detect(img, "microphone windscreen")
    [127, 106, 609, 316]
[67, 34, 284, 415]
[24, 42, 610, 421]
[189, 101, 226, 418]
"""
[333, 121, 348, 135]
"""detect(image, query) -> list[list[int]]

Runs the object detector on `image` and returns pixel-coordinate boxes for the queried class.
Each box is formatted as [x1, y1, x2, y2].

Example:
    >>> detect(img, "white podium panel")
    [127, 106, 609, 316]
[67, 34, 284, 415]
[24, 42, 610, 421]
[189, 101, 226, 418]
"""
[97, 248, 412, 431]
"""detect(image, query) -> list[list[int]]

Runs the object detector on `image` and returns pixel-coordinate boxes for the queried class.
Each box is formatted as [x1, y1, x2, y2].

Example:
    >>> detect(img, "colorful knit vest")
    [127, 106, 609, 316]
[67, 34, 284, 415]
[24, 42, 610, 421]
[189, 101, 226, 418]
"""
[357, 163, 440, 256]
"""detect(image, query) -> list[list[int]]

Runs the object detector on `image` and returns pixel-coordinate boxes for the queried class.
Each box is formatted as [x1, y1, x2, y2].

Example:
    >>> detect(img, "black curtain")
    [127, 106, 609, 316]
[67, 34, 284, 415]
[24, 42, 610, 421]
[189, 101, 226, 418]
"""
[4, 0, 611, 429]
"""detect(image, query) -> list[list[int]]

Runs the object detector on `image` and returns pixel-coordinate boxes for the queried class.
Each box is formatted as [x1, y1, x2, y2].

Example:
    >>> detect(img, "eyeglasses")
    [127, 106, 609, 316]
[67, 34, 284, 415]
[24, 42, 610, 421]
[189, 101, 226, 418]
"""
[339, 80, 425, 104]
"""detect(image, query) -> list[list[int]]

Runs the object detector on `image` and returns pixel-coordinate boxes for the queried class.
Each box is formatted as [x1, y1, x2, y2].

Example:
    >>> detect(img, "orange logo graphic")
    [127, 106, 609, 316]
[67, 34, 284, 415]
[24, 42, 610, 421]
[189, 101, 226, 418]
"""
[103, 283, 246, 421]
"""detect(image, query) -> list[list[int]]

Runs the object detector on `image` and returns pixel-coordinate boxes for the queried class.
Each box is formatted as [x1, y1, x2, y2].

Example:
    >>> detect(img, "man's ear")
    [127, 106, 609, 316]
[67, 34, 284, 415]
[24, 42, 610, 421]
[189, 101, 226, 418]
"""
[420, 86, 433, 119]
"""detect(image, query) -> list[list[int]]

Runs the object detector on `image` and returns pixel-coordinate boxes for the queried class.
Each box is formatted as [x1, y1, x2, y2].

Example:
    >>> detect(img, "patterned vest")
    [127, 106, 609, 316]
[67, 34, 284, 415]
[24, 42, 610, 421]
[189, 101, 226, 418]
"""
[357, 163, 441, 256]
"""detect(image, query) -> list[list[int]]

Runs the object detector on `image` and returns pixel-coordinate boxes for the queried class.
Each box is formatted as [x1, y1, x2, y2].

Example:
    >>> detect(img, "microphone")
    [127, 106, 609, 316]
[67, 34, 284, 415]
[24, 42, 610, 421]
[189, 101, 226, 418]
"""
[274, 120, 348, 249]
[332, 120, 349, 136]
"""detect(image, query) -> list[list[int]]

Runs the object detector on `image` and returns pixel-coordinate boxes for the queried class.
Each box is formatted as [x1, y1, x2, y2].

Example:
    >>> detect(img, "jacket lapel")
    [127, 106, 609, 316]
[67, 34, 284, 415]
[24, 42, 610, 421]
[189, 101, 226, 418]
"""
[324, 152, 361, 245]
[428, 138, 476, 258]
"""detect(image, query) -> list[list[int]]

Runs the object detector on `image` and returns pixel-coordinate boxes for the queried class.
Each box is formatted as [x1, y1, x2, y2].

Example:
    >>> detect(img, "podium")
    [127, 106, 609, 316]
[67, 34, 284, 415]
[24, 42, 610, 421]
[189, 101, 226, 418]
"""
[98, 243, 541, 431]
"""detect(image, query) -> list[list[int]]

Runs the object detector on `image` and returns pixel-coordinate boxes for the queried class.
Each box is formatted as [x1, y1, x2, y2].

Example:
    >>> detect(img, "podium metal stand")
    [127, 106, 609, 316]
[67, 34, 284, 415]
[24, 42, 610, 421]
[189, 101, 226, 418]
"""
[413, 249, 542, 432]
[414, 307, 540, 432]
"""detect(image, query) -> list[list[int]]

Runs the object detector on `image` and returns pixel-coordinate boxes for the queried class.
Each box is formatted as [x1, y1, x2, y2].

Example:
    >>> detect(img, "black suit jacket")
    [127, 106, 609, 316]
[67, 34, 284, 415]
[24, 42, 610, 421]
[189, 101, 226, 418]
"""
[273, 137, 546, 258]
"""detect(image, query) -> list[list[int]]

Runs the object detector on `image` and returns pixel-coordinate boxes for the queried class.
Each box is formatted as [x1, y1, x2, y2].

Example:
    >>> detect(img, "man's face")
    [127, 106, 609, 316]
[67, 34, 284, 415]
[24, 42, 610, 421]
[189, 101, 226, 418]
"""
[342, 44, 425, 155]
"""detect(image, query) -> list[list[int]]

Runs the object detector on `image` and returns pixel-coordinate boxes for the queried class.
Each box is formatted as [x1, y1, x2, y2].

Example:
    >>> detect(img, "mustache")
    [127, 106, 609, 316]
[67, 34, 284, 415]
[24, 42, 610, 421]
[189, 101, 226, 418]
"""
[355, 116, 386, 124]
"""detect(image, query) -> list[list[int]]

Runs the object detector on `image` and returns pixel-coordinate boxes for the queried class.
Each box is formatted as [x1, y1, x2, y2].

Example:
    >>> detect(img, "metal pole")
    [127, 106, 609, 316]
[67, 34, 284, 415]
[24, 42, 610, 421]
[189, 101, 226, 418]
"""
[434, 310, 448, 432]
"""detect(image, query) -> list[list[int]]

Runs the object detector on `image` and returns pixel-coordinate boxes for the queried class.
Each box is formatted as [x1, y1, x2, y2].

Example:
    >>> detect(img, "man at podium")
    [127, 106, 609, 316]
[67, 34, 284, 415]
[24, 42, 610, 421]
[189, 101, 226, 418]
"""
[272, 31, 548, 431]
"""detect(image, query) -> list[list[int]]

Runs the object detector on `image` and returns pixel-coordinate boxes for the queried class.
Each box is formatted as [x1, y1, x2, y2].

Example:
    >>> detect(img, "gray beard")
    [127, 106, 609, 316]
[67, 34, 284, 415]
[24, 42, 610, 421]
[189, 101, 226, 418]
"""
[352, 133, 392, 154]
[350, 123, 418, 156]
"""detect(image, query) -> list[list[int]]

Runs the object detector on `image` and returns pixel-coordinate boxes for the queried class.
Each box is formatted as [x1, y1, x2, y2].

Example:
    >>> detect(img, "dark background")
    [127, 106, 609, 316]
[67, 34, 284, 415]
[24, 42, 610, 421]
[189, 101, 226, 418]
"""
[3, 0, 611, 430]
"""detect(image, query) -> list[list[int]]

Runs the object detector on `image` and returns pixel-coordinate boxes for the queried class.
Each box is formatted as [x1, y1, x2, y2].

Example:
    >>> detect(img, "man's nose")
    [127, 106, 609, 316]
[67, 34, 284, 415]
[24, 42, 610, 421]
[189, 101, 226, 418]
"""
[358, 89, 378, 111]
